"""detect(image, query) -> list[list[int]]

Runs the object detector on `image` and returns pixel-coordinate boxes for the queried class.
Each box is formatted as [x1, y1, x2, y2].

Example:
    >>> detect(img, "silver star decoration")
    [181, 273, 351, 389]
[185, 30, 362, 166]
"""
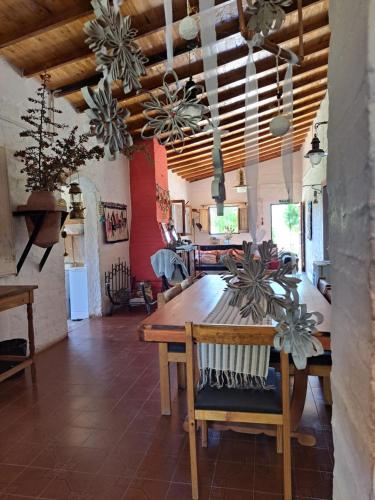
[246, 0, 293, 37]
[222, 241, 300, 323]
[274, 300, 324, 369]
[82, 78, 133, 161]
[84, 0, 148, 94]
[141, 70, 209, 152]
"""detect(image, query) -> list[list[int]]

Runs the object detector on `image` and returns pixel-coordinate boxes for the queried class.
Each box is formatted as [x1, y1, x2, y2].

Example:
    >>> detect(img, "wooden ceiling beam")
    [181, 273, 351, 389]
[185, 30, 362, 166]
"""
[42, 0, 234, 89]
[130, 72, 327, 137]
[124, 49, 328, 127]
[0, 1, 93, 50]
[165, 88, 326, 154]
[70, 2, 328, 108]
[168, 110, 317, 169]
[166, 93, 324, 160]
[172, 125, 311, 174]
[185, 146, 302, 181]
[182, 140, 306, 179]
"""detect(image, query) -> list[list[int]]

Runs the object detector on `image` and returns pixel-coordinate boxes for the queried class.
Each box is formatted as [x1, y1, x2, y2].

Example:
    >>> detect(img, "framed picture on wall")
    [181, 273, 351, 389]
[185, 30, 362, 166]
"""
[306, 201, 313, 240]
[0, 147, 16, 276]
[102, 202, 129, 243]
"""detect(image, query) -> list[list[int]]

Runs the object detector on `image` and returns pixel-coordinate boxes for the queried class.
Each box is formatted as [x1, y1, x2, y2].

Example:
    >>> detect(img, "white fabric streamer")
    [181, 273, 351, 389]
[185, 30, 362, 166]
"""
[244, 40, 259, 242]
[163, 0, 174, 72]
[282, 58, 294, 202]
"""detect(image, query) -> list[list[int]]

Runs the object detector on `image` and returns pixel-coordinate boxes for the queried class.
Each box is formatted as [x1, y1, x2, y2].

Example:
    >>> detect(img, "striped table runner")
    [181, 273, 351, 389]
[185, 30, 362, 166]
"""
[198, 290, 272, 390]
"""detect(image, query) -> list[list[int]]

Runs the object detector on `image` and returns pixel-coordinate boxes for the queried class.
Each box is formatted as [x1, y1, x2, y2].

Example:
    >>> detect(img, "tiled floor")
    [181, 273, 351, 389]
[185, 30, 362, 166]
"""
[0, 310, 333, 499]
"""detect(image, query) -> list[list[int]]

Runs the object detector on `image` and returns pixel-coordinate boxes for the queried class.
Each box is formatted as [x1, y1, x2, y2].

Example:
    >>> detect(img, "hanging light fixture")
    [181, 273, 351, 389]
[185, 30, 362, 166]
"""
[179, 0, 199, 41]
[69, 182, 85, 220]
[233, 168, 251, 193]
[304, 121, 328, 166]
[269, 53, 291, 137]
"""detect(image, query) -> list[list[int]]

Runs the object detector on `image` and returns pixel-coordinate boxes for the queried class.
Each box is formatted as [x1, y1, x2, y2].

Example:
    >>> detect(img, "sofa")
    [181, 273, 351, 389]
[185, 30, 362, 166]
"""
[196, 244, 244, 273]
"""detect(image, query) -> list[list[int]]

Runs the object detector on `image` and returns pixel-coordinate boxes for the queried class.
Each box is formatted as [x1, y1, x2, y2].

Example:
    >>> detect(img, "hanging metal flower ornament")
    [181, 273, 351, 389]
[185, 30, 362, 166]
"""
[246, 0, 293, 37]
[82, 78, 133, 161]
[222, 241, 300, 323]
[141, 70, 209, 151]
[84, 0, 148, 94]
[274, 301, 324, 369]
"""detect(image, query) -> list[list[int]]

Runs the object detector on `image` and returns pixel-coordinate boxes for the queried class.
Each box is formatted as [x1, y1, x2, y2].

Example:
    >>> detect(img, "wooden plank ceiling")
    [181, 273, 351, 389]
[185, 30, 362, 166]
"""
[0, 0, 329, 182]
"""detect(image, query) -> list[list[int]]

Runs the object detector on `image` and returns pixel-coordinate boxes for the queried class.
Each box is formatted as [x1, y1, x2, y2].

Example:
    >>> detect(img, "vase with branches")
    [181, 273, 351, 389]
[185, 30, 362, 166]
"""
[14, 74, 104, 248]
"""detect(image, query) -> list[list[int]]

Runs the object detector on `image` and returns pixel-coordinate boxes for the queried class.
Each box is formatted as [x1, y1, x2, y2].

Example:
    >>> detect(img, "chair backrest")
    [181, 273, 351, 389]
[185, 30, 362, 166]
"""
[157, 283, 182, 308]
[181, 277, 194, 291]
[185, 322, 290, 416]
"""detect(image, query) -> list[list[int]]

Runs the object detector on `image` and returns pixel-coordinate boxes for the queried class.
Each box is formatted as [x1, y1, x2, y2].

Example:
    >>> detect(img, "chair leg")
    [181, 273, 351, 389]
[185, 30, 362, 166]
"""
[282, 421, 292, 500]
[177, 362, 187, 390]
[323, 376, 333, 405]
[188, 417, 199, 499]
[158, 343, 171, 416]
[201, 420, 208, 448]
[276, 425, 283, 454]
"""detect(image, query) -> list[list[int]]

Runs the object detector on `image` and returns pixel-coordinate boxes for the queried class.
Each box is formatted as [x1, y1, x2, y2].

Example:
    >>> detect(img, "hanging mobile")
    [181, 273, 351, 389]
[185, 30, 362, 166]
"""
[269, 53, 291, 137]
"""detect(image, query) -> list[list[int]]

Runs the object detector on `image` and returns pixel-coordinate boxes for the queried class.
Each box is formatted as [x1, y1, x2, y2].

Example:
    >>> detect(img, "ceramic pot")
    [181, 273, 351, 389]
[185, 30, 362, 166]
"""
[24, 191, 64, 248]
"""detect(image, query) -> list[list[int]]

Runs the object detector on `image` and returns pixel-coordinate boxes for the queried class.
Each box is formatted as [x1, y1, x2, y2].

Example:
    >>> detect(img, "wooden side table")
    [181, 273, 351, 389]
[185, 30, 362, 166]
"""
[0, 285, 38, 383]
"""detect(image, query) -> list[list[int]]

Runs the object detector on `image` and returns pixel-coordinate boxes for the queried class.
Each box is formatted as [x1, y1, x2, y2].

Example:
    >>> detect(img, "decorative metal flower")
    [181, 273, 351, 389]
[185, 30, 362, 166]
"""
[141, 70, 209, 152]
[274, 300, 324, 369]
[81, 78, 133, 161]
[84, 0, 148, 94]
[246, 0, 293, 37]
[222, 240, 300, 322]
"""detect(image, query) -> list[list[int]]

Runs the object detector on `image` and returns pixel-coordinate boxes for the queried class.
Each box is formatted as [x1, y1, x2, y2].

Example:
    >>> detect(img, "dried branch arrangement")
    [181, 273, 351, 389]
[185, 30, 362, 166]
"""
[15, 75, 104, 192]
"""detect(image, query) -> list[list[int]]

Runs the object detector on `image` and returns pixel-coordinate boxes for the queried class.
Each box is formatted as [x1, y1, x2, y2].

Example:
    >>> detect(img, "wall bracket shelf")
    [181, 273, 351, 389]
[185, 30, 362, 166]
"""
[13, 210, 68, 274]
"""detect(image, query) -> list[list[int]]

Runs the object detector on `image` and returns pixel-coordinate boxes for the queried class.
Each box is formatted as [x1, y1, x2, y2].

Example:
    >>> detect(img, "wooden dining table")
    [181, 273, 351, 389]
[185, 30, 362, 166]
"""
[138, 274, 331, 445]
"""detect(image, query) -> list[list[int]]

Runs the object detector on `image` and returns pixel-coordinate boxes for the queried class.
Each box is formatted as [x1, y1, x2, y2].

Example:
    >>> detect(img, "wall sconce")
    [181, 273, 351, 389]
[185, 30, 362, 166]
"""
[303, 184, 322, 204]
[304, 121, 328, 167]
[69, 182, 85, 220]
[233, 168, 250, 193]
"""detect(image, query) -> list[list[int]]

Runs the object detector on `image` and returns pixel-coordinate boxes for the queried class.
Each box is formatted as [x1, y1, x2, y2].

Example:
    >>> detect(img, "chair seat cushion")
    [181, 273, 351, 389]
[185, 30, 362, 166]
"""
[269, 348, 332, 367]
[168, 342, 186, 353]
[195, 367, 282, 414]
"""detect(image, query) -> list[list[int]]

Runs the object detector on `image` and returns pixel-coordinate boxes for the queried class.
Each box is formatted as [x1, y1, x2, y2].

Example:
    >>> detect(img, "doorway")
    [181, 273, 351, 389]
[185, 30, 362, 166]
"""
[271, 203, 302, 261]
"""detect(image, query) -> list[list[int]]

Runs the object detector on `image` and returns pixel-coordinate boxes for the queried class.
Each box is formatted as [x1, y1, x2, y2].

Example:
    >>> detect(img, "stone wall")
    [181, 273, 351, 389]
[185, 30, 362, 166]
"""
[302, 94, 329, 281]
[0, 59, 131, 350]
[328, 0, 375, 498]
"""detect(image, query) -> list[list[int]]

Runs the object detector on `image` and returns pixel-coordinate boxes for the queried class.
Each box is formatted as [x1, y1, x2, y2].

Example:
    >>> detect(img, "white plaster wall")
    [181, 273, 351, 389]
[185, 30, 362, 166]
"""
[0, 59, 131, 349]
[184, 152, 302, 245]
[328, 1, 375, 498]
[301, 94, 329, 281]
[168, 170, 190, 201]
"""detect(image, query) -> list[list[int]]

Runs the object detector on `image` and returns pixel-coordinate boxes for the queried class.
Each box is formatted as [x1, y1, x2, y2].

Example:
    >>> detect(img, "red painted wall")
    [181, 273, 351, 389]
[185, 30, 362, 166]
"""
[129, 138, 169, 291]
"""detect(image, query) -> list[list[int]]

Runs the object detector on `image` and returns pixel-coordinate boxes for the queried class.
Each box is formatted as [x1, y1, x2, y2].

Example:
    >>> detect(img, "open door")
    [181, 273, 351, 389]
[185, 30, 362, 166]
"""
[271, 203, 302, 262]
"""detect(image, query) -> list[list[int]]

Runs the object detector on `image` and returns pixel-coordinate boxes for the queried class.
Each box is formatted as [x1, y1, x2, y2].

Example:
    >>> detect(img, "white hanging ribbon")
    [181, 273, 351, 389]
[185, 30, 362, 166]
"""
[164, 0, 174, 72]
[199, 0, 226, 211]
[281, 49, 298, 202]
[244, 40, 259, 242]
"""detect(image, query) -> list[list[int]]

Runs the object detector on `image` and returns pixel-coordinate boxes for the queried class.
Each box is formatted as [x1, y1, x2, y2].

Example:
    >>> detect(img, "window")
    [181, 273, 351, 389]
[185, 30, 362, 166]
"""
[209, 206, 239, 234]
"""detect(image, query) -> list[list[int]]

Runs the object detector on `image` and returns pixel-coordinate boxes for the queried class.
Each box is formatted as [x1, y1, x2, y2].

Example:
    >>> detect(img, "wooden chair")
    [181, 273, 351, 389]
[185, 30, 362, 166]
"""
[185, 323, 292, 500]
[156, 284, 186, 415]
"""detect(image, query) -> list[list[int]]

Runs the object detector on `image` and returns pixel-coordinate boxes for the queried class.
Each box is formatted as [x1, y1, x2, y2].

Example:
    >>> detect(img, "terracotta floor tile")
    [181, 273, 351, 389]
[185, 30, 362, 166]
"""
[39, 470, 92, 499]
[0, 465, 24, 492]
[210, 486, 253, 499]
[5, 467, 55, 497]
[136, 452, 177, 481]
[166, 482, 210, 499]
[123, 478, 170, 500]
[294, 469, 333, 499]
[213, 461, 253, 491]
[0, 311, 334, 499]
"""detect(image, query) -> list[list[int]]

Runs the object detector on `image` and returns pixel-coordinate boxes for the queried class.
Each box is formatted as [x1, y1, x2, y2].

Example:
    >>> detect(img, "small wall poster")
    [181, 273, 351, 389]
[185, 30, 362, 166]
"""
[0, 147, 16, 276]
[102, 202, 129, 243]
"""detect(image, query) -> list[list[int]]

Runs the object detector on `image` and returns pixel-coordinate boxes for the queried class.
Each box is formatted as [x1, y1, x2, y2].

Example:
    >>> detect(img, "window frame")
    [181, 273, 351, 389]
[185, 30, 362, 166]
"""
[208, 205, 240, 235]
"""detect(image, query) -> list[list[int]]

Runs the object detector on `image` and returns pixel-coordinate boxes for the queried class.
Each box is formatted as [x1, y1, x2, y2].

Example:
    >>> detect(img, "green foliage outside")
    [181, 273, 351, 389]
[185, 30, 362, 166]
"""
[283, 204, 300, 232]
[209, 206, 239, 234]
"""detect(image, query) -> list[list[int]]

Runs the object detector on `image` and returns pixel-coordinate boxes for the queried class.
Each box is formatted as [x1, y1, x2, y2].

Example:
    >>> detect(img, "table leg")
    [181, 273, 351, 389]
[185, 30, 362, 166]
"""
[27, 302, 37, 383]
[290, 367, 309, 431]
